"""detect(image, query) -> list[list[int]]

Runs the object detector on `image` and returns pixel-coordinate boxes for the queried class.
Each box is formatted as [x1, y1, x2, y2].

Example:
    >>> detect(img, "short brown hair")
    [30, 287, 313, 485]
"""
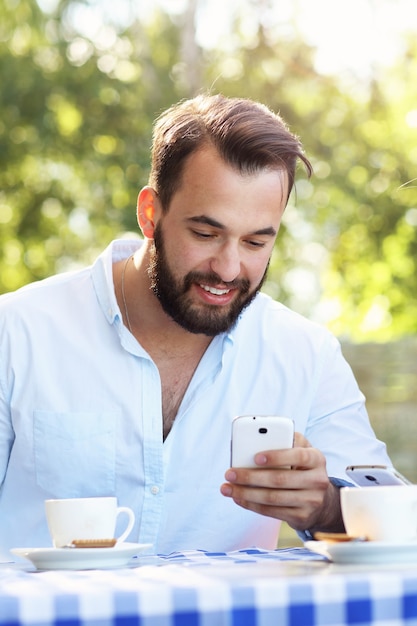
[149, 93, 312, 211]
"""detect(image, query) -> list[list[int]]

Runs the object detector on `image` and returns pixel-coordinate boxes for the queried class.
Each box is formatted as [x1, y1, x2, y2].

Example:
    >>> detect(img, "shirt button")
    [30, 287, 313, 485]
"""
[150, 486, 159, 495]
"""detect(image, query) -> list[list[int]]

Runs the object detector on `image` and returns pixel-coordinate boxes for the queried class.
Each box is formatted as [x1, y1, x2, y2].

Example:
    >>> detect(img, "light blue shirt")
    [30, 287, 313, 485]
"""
[0, 240, 390, 559]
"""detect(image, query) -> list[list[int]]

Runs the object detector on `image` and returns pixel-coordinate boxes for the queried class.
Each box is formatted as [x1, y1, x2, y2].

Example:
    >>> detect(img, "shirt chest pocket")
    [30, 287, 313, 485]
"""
[33, 410, 117, 498]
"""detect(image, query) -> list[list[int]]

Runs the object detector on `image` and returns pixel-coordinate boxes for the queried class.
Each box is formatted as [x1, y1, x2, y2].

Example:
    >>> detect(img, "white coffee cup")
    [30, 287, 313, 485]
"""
[45, 497, 135, 548]
[340, 485, 417, 543]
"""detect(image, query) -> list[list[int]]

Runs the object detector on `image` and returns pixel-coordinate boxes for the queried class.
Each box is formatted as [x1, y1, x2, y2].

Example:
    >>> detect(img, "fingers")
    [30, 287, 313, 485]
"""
[220, 475, 328, 529]
[220, 437, 331, 530]
[222, 463, 327, 496]
[251, 442, 323, 472]
[223, 440, 326, 492]
[224, 466, 294, 490]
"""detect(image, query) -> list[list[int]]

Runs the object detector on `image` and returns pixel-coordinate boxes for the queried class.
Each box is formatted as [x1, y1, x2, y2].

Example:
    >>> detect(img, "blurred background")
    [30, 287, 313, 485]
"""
[1, 0, 417, 497]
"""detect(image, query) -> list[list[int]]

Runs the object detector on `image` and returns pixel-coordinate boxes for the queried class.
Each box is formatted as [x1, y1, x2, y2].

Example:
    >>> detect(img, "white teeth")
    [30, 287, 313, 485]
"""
[200, 284, 230, 296]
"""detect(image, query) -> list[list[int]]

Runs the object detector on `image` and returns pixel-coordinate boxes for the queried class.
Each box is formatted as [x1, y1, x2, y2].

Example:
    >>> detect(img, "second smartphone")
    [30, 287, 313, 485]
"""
[231, 415, 294, 468]
[345, 464, 412, 486]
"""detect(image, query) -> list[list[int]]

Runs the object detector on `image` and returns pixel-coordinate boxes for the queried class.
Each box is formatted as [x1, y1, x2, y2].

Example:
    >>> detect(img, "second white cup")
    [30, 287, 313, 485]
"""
[340, 485, 417, 543]
[45, 496, 135, 548]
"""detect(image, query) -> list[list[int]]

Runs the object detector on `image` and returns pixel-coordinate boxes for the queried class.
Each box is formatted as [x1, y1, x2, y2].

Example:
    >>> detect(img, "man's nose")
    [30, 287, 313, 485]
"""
[209, 243, 241, 283]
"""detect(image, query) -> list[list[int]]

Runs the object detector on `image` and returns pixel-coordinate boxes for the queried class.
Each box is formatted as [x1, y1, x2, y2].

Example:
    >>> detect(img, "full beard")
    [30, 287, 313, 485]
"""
[147, 222, 268, 336]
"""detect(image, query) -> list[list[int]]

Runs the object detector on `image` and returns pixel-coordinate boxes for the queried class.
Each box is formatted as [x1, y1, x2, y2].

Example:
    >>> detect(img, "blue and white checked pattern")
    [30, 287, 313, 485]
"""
[154, 546, 323, 564]
[2, 547, 417, 625]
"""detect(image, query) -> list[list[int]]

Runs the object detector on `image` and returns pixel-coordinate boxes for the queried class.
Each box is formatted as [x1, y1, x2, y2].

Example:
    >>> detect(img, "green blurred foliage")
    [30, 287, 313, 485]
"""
[0, 0, 185, 288]
[1, 0, 417, 342]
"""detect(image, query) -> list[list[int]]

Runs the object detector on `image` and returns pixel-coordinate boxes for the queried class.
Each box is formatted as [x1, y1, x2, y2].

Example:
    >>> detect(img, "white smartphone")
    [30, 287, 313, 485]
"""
[231, 415, 294, 468]
[345, 464, 412, 486]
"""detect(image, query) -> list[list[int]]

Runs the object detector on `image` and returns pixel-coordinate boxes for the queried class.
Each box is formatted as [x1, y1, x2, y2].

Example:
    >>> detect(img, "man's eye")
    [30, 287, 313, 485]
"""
[192, 230, 214, 239]
[247, 240, 266, 248]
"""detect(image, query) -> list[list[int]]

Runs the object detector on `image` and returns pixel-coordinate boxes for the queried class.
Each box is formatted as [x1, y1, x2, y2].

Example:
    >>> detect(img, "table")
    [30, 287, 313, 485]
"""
[2, 546, 417, 625]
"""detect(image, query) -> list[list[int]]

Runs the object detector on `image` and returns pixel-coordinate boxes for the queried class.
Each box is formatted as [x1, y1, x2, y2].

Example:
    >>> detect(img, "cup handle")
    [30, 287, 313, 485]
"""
[115, 506, 135, 543]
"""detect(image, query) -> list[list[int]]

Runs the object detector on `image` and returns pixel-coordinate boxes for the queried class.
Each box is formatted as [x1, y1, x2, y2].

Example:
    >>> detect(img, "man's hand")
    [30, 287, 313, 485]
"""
[220, 433, 345, 534]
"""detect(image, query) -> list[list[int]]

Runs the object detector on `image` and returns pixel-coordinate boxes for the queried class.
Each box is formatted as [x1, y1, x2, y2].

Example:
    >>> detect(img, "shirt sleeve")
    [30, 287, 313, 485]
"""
[0, 316, 15, 488]
[303, 332, 391, 479]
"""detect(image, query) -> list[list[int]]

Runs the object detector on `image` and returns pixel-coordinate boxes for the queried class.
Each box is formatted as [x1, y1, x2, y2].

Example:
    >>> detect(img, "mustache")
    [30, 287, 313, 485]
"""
[184, 271, 250, 294]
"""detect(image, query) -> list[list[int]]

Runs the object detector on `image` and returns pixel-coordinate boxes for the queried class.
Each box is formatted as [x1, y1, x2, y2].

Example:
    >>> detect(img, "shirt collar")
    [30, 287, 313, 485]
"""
[92, 238, 143, 326]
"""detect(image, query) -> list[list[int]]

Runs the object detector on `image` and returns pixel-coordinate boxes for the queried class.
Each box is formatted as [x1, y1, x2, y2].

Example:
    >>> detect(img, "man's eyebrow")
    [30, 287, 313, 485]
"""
[187, 215, 224, 229]
[187, 215, 277, 237]
[251, 226, 277, 237]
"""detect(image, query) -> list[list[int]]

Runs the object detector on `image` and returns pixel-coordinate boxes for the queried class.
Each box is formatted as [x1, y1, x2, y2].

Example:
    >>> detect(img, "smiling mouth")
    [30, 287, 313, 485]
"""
[200, 284, 231, 296]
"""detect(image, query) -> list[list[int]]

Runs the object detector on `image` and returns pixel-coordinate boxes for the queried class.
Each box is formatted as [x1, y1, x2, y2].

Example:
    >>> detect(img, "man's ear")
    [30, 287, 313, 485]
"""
[137, 187, 159, 238]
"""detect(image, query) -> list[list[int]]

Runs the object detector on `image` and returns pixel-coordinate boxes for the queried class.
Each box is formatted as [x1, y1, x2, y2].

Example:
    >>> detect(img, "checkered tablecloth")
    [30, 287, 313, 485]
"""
[2, 547, 417, 625]
[154, 545, 323, 564]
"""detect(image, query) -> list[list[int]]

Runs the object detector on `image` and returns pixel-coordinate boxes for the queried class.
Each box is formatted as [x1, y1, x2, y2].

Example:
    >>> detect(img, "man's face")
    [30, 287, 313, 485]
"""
[147, 146, 288, 336]
[148, 221, 269, 335]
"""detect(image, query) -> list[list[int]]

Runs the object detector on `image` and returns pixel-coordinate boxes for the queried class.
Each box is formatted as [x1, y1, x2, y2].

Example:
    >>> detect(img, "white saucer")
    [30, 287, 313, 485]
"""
[305, 539, 417, 565]
[11, 542, 153, 571]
